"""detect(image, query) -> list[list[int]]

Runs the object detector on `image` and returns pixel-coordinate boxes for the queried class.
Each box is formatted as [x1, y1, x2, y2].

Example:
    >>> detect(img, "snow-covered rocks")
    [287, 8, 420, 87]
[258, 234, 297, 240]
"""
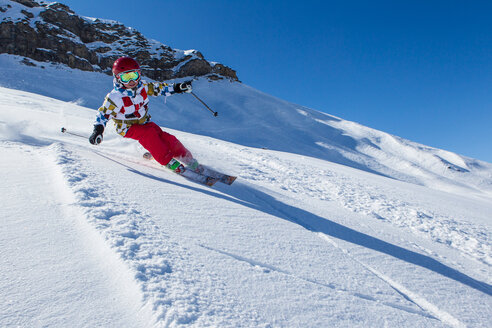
[0, 0, 238, 80]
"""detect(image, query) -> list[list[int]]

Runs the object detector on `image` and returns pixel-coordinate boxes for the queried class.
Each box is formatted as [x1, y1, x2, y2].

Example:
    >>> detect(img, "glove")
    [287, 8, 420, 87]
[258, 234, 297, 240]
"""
[174, 80, 192, 93]
[89, 125, 104, 145]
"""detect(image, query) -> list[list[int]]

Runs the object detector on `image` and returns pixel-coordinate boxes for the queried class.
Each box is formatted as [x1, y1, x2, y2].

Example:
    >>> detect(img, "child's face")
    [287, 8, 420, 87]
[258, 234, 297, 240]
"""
[123, 80, 138, 89]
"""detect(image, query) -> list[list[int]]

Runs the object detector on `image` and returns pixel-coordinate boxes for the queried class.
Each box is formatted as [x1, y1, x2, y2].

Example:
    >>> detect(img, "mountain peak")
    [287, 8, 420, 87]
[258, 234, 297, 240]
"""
[0, 0, 238, 81]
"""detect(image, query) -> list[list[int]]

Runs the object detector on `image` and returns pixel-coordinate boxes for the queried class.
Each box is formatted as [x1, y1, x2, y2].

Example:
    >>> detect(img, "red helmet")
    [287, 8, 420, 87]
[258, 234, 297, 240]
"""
[112, 57, 140, 76]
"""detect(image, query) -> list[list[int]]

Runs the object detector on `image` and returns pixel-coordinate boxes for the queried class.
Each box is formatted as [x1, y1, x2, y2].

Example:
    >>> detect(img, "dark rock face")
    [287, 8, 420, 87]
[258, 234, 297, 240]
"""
[0, 0, 239, 81]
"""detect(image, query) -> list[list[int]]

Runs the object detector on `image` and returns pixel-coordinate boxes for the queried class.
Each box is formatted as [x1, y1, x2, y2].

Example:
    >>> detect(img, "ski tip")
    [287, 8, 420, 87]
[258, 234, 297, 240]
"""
[222, 176, 237, 185]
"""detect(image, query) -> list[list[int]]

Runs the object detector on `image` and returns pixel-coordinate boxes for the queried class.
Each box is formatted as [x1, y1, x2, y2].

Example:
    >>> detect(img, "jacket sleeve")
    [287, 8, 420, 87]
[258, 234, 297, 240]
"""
[94, 95, 119, 127]
[145, 82, 175, 97]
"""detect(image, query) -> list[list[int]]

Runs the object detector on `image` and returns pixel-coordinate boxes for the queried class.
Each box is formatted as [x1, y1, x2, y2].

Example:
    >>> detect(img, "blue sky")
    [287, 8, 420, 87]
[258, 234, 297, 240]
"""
[60, 0, 492, 162]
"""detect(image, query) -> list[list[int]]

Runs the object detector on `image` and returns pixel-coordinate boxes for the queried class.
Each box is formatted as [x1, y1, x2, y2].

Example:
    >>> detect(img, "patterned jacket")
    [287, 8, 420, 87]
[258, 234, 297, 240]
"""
[95, 79, 175, 136]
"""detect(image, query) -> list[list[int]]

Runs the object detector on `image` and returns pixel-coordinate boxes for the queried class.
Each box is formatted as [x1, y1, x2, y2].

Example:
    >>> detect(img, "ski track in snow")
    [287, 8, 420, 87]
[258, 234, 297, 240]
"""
[199, 243, 440, 321]
[318, 234, 465, 328]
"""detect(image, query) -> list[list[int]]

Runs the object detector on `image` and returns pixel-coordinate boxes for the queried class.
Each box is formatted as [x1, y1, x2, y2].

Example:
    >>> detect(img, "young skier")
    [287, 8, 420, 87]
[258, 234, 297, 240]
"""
[89, 56, 198, 173]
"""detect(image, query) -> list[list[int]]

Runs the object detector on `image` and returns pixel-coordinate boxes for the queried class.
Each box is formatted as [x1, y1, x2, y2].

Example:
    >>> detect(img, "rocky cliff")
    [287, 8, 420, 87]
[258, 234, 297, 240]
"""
[0, 0, 238, 81]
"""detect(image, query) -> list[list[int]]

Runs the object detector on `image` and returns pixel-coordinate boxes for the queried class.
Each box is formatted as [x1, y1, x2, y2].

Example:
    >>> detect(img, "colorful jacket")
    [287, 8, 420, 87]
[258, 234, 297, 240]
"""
[95, 79, 175, 136]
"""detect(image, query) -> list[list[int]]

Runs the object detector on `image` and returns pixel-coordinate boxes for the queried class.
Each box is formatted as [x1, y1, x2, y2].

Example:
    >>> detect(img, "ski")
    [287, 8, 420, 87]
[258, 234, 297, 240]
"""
[143, 152, 236, 186]
[195, 165, 237, 185]
[179, 167, 219, 187]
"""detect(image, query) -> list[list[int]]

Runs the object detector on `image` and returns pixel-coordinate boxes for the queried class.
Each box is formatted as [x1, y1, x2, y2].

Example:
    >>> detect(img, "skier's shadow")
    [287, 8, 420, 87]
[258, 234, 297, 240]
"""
[102, 153, 491, 297]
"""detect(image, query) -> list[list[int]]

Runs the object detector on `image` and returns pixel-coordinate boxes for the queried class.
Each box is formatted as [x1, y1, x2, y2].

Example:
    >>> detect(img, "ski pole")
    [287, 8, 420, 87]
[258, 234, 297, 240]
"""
[190, 91, 218, 117]
[61, 127, 88, 139]
[62, 127, 103, 144]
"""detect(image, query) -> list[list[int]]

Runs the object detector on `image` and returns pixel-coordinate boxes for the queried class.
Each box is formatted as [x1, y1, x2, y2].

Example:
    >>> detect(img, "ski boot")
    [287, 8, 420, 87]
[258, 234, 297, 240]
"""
[166, 159, 186, 174]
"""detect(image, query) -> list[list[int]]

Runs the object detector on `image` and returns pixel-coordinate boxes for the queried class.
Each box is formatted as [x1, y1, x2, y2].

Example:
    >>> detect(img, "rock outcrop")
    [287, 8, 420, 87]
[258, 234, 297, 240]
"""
[0, 0, 239, 81]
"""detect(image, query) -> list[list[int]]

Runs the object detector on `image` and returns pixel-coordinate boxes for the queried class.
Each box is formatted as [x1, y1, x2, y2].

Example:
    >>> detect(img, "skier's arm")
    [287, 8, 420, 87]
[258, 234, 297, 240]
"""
[145, 81, 192, 97]
[145, 82, 174, 97]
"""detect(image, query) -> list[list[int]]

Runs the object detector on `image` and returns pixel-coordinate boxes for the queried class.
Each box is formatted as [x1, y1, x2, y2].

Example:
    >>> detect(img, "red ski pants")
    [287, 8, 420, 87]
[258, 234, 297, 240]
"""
[124, 122, 192, 166]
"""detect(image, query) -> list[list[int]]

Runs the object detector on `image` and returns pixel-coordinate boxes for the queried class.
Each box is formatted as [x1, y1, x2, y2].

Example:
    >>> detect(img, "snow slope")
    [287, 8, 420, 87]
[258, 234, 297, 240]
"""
[1, 54, 491, 201]
[0, 85, 491, 327]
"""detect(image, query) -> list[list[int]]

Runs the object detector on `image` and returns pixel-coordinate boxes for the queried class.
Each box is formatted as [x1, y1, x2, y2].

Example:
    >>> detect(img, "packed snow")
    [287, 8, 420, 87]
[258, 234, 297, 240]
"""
[0, 56, 491, 327]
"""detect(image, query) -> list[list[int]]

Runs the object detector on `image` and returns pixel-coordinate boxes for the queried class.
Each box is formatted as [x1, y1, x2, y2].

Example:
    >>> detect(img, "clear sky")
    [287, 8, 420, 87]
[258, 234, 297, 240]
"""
[59, 0, 492, 162]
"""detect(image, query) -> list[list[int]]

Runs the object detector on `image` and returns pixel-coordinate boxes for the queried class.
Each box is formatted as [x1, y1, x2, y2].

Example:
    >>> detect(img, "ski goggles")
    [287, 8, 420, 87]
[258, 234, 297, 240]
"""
[117, 70, 140, 83]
